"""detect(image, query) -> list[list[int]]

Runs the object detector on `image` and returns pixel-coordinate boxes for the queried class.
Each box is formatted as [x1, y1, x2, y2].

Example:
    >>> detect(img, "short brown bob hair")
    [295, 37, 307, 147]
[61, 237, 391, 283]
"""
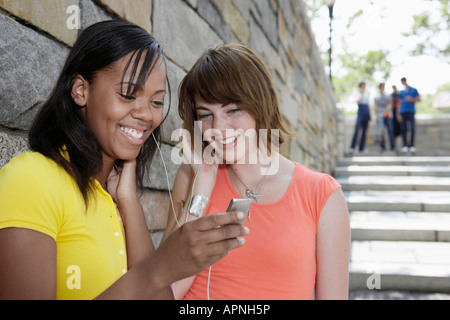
[178, 43, 292, 152]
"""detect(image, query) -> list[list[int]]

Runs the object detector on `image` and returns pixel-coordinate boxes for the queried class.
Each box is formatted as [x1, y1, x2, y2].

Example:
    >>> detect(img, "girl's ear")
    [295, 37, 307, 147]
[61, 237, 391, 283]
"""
[71, 74, 89, 109]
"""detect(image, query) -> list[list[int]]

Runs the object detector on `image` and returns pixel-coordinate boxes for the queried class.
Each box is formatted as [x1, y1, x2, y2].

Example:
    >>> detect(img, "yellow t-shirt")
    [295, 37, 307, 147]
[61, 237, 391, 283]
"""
[0, 152, 128, 300]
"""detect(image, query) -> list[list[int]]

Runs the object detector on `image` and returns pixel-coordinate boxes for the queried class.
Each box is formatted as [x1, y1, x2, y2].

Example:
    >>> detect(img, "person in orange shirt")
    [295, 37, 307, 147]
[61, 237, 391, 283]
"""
[163, 44, 350, 300]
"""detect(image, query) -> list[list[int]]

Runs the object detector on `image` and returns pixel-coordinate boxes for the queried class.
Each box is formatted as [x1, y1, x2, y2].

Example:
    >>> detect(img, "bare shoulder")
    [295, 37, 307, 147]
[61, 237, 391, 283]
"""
[272, 155, 295, 181]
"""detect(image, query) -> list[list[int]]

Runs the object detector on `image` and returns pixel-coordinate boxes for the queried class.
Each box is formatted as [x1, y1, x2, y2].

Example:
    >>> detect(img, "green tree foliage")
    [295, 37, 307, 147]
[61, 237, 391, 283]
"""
[333, 48, 391, 102]
[416, 83, 450, 114]
[306, 0, 449, 113]
[405, 0, 450, 61]
[306, 1, 391, 103]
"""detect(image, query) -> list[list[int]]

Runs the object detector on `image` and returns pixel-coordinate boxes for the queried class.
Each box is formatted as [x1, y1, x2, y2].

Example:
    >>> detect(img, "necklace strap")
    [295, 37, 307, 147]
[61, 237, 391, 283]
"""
[228, 167, 268, 202]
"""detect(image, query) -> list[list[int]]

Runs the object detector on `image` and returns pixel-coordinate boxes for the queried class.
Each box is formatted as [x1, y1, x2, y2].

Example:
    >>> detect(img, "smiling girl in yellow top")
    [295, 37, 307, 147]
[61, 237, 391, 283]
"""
[0, 20, 248, 300]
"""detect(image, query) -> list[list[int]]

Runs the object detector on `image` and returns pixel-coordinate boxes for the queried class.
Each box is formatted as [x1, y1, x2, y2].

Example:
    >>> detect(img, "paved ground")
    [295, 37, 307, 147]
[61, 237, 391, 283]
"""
[350, 290, 450, 300]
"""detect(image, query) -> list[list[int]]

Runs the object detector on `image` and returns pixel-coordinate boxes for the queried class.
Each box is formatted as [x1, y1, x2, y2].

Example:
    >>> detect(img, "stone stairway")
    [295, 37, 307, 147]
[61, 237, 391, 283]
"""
[335, 156, 450, 299]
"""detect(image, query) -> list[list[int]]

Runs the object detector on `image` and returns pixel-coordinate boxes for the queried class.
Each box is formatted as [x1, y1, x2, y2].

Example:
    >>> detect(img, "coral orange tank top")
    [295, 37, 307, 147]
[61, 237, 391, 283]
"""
[183, 163, 341, 300]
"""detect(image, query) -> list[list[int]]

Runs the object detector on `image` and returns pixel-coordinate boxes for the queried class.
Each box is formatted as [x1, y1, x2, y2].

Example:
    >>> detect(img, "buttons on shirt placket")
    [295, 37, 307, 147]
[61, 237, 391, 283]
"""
[112, 205, 127, 275]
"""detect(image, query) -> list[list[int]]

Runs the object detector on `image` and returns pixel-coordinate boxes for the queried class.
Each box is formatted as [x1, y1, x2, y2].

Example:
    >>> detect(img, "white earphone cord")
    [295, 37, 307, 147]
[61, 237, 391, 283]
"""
[152, 134, 211, 300]
[152, 133, 180, 227]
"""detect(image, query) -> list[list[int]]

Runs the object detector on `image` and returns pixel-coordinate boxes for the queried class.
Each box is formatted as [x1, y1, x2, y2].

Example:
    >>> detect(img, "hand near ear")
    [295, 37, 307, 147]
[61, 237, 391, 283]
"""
[107, 160, 139, 206]
[179, 124, 219, 185]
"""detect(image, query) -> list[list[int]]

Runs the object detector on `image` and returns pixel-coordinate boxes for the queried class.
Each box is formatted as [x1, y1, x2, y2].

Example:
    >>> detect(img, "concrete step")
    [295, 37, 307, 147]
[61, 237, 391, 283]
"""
[338, 175, 450, 191]
[335, 165, 450, 177]
[341, 155, 450, 297]
[350, 211, 450, 242]
[338, 156, 450, 167]
[344, 190, 450, 212]
[349, 240, 450, 293]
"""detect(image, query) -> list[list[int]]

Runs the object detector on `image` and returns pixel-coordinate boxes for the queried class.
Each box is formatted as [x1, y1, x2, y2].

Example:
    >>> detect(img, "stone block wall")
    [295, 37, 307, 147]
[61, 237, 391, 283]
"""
[0, 0, 341, 245]
[414, 114, 450, 155]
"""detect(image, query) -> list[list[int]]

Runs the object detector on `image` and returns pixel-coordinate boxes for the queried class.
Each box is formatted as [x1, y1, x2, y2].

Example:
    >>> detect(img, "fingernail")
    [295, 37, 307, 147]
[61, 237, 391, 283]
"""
[237, 211, 245, 220]
[243, 226, 250, 235]
[238, 237, 246, 246]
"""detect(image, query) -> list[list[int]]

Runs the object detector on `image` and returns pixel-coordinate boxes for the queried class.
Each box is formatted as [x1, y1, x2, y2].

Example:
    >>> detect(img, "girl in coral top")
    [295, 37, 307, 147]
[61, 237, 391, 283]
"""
[163, 44, 350, 300]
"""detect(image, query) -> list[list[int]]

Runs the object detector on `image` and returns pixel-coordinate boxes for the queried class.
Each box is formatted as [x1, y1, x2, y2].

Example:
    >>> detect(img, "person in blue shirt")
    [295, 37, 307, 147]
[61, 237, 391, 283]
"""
[349, 81, 371, 154]
[397, 77, 421, 154]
